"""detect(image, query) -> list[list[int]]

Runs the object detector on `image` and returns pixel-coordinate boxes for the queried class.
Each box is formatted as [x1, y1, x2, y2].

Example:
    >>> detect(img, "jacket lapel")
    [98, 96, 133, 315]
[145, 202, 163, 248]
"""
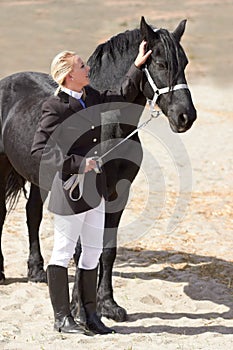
[57, 91, 83, 112]
[58, 89, 97, 124]
[68, 95, 83, 112]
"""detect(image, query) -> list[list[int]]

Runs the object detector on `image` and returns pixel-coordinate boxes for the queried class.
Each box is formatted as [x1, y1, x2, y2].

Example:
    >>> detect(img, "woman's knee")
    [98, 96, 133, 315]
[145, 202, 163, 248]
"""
[49, 252, 72, 268]
[49, 240, 76, 268]
[78, 245, 103, 270]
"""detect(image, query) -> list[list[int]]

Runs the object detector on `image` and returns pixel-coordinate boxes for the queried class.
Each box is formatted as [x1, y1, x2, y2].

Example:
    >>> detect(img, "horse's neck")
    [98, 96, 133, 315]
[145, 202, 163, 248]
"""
[89, 31, 141, 90]
[111, 39, 141, 83]
[89, 31, 146, 133]
[110, 37, 147, 133]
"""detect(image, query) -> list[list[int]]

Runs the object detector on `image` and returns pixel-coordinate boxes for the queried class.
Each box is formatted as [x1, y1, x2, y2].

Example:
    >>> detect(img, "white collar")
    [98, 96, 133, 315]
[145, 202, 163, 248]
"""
[61, 86, 83, 100]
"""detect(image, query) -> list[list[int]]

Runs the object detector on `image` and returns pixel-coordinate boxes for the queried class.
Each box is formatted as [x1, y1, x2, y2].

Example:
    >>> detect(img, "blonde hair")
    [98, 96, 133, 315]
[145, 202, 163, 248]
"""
[50, 50, 76, 95]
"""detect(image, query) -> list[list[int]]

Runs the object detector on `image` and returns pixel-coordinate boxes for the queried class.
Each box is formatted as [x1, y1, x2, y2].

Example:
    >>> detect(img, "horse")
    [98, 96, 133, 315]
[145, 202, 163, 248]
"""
[0, 17, 196, 322]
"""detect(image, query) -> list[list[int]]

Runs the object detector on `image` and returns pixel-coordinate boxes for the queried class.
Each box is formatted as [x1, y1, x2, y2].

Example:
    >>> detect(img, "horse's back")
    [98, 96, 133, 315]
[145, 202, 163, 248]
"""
[0, 72, 55, 182]
[0, 71, 55, 119]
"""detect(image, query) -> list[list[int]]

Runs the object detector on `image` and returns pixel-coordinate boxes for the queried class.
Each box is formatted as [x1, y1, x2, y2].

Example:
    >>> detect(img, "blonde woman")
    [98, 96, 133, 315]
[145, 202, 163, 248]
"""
[31, 42, 151, 335]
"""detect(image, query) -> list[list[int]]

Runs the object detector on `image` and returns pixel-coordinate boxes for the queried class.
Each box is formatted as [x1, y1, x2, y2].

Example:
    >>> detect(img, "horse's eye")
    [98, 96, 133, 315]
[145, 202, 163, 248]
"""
[156, 61, 167, 69]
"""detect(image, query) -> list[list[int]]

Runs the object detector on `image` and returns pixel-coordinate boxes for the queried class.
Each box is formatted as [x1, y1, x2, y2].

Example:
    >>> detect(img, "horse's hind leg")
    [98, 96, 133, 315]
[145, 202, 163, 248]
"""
[0, 185, 6, 283]
[0, 194, 6, 283]
[26, 183, 47, 283]
[0, 155, 13, 283]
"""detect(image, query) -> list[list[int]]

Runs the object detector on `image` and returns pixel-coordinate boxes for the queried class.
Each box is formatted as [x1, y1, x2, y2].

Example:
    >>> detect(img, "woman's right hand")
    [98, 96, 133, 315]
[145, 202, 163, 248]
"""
[84, 157, 97, 173]
[134, 40, 152, 68]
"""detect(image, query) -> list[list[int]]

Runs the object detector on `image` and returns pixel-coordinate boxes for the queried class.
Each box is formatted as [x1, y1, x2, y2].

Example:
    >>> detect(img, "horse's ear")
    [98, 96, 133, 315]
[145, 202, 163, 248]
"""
[140, 16, 156, 40]
[173, 19, 187, 42]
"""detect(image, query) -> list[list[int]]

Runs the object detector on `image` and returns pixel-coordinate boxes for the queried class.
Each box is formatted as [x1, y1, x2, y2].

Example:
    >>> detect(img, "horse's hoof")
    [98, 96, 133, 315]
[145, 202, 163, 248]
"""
[28, 269, 47, 283]
[97, 299, 127, 322]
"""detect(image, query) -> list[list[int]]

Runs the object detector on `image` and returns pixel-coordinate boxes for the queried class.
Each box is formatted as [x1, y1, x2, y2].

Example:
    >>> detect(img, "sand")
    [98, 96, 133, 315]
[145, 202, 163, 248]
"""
[0, 0, 233, 349]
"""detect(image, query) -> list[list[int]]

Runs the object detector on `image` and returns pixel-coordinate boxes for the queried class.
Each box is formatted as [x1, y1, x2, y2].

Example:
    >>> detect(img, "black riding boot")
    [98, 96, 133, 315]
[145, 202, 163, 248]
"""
[79, 267, 115, 335]
[47, 265, 86, 334]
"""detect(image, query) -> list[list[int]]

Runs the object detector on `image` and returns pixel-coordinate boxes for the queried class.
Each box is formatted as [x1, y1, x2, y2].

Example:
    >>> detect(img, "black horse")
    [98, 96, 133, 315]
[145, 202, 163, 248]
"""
[0, 17, 196, 322]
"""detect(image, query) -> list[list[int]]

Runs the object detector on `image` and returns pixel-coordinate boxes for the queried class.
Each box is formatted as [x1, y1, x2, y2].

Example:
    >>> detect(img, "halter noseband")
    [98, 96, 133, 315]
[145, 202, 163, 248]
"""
[143, 28, 189, 116]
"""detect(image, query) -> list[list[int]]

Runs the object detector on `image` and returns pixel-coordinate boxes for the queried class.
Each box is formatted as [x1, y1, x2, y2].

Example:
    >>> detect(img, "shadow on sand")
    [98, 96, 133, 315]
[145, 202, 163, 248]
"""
[112, 247, 233, 335]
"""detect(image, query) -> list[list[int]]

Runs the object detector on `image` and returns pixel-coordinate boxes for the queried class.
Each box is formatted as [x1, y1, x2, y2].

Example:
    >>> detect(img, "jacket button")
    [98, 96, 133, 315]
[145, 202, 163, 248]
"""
[93, 138, 97, 142]
[94, 151, 98, 154]
[91, 125, 95, 129]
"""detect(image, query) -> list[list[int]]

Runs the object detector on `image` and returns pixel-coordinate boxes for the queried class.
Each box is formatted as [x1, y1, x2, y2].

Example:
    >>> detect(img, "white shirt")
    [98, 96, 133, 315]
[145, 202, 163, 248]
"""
[61, 86, 83, 101]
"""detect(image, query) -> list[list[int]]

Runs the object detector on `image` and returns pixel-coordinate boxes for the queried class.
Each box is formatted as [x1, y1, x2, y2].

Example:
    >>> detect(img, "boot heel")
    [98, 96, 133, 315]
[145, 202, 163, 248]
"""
[54, 315, 87, 334]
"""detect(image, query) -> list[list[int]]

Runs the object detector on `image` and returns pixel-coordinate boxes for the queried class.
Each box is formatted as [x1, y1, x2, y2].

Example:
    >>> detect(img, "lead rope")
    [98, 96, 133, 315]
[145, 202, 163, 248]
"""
[98, 110, 160, 162]
[63, 110, 158, 201]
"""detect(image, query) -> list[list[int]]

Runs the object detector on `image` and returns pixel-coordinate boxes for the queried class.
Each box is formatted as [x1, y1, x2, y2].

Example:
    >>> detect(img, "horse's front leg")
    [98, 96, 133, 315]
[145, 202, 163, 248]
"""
[97, 234, 127, 322]
[71, 213, 127, 322]
[71, 184, 132, 322]
[96, 185, 131, 322]
[26, 183, 47, 282]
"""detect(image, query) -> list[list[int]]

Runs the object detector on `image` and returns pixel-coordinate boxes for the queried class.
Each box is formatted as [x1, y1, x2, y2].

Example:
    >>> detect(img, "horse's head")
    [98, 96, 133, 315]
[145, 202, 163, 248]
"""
[140, 17, 197, 133]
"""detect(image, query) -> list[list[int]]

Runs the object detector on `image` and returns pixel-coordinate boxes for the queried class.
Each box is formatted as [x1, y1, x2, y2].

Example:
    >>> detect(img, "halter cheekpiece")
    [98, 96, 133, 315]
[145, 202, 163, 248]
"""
[143, 27, 189, 116]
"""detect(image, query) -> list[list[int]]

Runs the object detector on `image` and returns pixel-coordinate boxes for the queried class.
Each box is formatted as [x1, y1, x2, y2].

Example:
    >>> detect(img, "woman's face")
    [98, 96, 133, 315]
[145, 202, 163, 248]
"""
[70, 55, 90, 89]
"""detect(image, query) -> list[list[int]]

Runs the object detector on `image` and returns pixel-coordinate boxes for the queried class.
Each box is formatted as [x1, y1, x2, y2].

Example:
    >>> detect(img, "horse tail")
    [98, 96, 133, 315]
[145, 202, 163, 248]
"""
[6, 168, 27, 212]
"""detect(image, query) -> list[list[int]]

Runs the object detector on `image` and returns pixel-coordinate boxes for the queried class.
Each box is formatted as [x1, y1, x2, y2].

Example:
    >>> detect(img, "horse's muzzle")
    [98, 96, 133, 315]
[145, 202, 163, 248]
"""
[168, 109, 197, 133]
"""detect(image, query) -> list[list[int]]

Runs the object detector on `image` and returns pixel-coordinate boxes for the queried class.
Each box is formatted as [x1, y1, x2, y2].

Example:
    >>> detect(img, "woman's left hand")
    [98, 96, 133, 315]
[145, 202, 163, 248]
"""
[134, 40, 152, 68]
[84, 157, 97, 173]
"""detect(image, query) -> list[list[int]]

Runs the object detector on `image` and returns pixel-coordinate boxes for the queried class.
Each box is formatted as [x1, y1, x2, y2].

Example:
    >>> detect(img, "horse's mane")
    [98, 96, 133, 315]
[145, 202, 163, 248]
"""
[88, 25, 185, 90]
[158, 28, 185, 88]
[88, 29, 141, 65]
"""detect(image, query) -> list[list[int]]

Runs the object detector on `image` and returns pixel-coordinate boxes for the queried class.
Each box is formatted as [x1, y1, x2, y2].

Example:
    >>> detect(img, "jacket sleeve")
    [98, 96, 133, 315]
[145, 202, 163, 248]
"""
[99, 64, 143, 104]
[31, 99, 85, 179]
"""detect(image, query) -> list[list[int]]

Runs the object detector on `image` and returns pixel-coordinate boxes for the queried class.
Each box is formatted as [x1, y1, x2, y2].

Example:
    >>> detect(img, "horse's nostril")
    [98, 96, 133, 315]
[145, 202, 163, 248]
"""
[179, 113, 188, 125]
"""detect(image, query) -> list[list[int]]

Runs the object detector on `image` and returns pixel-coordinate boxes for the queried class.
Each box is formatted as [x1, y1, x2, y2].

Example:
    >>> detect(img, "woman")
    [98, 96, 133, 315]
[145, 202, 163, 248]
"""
[31, 41, 152, 335]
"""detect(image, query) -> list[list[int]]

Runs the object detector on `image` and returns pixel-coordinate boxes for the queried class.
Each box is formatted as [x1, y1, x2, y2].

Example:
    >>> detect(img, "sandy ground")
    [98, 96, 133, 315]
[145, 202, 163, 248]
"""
[0, 0, 233, 349]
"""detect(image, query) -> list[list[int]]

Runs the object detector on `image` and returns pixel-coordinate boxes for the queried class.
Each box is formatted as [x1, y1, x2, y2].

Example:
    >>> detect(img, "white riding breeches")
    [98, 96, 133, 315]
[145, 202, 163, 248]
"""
[49, 197, 105, 270]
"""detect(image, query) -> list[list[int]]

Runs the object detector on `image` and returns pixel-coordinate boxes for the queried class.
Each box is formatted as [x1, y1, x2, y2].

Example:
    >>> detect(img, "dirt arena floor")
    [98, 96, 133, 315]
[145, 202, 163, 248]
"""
[0, 1, 233, 349]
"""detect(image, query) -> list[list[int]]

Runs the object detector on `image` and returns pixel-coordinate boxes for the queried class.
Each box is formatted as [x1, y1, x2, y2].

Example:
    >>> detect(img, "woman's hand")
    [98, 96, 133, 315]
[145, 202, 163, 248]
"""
[134, 40, 152, 68]
[84, 157, 97, 173]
